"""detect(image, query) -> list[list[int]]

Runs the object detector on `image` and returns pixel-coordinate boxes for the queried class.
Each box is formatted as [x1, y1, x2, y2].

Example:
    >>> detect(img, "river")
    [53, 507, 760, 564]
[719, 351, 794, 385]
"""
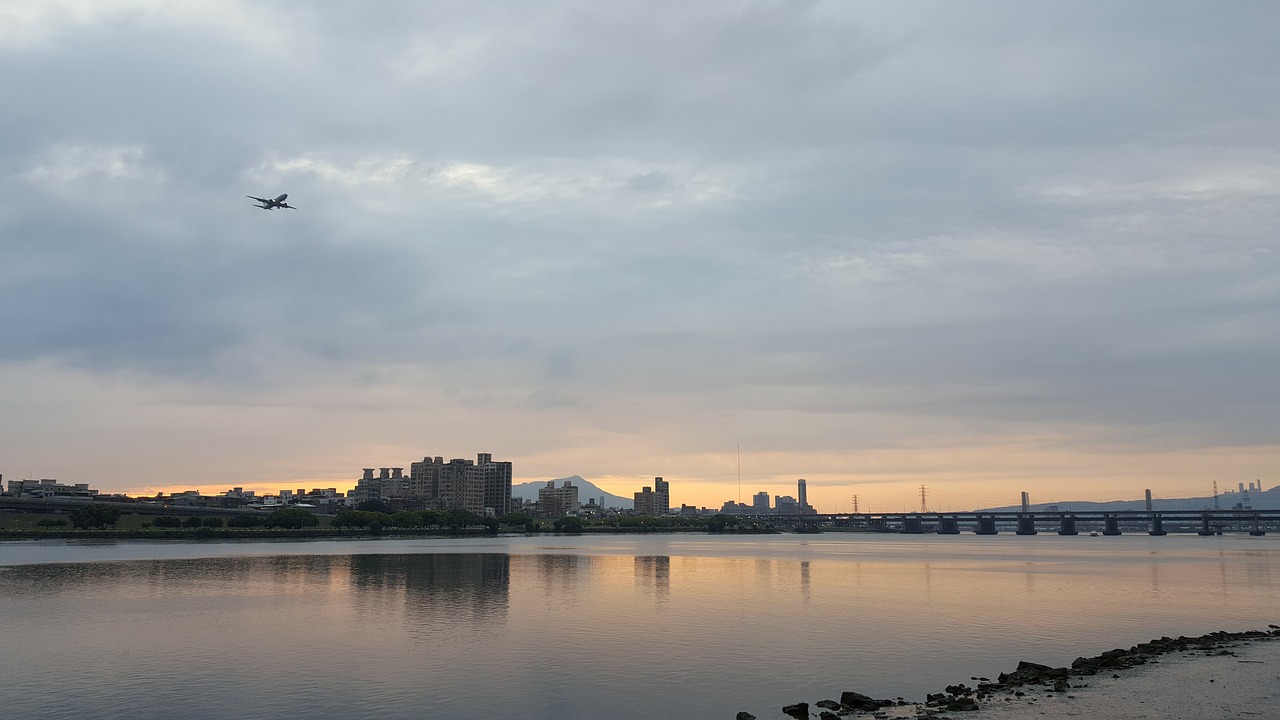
[1, 533, 1276, 719]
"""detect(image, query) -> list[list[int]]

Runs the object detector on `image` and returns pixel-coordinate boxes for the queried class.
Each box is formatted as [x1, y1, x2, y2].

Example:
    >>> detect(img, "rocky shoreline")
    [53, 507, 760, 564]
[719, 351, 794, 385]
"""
[737, 626, 1280, 720]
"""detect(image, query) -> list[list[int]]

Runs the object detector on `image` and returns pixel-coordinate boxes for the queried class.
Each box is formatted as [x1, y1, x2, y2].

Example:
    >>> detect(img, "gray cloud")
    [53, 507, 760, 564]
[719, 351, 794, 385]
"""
[3, 1, 1278, 503]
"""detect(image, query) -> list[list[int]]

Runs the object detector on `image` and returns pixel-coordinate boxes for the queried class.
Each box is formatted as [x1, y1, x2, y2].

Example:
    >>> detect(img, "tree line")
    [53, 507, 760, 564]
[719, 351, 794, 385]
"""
[26, 502, 775, 535]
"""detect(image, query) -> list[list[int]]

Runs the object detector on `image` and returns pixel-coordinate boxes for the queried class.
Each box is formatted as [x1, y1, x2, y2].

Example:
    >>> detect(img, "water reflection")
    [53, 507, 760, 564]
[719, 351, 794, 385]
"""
[634, 555, 670, 601]
[348, 553, 511, 637]
[1, 536, 1278, 720]
[0, 554, 343, 599]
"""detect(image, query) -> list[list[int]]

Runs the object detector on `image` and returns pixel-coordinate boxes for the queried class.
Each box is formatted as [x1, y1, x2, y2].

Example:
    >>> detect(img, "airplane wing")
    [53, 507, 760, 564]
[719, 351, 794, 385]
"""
[247, 195, 270, 203]
[279, 203, 297, 209]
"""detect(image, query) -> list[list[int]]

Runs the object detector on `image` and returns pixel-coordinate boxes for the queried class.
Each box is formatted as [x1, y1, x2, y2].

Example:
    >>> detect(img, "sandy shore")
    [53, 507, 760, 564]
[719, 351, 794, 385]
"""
[943, 636, 1280, 720]
[752, 630, 1280, 720]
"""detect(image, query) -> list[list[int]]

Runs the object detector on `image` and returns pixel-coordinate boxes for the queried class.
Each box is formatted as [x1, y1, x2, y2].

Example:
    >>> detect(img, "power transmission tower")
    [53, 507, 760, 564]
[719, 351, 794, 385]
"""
[851, 494, 859, 513]
[919, 484, 928, 513]
[1212, 480, 1220, 511]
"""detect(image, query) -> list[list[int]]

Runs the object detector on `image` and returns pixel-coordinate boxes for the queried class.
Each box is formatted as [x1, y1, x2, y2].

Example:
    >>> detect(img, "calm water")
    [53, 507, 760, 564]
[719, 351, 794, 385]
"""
[2, 533, 1277, 719]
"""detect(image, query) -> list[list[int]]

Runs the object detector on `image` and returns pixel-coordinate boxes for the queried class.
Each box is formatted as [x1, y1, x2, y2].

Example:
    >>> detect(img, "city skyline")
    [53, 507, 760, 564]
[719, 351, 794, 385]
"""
[3, 3, 1279, 513]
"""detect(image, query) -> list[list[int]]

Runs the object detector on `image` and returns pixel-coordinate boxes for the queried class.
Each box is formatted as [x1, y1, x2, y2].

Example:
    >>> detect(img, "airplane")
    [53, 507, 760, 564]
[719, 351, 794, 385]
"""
[247, 193, 296, 210]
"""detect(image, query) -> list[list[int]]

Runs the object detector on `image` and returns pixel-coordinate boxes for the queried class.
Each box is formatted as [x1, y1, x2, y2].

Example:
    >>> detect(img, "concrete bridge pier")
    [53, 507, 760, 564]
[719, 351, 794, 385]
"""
[1102, 514, 1122, 536]
[1016, 514, 1038, 535]
[936, 516, 961, 534]
[1149, 514, 1167, 536]
[1198, 514, 1215, 536]
[974, 515, 999, 535]
[1058, 515, 1078, 535]
[1250, 514, 1266, 537]
[901, 516, 925, 534]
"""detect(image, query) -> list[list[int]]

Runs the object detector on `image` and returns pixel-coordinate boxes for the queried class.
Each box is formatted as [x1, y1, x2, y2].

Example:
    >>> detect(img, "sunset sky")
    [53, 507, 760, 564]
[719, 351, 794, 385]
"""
[3, 2, 1277, 512]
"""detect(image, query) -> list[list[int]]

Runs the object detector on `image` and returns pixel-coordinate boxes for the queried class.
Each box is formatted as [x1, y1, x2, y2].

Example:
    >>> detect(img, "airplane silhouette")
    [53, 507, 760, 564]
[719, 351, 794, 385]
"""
[247, 193, 296, 210]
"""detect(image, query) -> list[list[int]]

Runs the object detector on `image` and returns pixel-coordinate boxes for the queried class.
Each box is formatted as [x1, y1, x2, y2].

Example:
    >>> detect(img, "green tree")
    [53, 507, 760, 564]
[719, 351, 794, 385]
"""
[332, 510, 390, 528]
[331, 510, 366, 528]
[70, 504, 122, 530]
[498, 512, 532, 526]
[356, 499, 393, 514]
[36, 518, 68, 528]
[553, 516, 584, 534]
[444, 509, 480, 531]
[153, 515, 183, 528]
[706, 514, 740, 533]
[265, 508, 320, 529]
[389, 511, 424, 528]
[228, 515, 264, 528]
[202, 516, 225, 528]
[184, 516, 204, 528]
[418, 510, 446, 527]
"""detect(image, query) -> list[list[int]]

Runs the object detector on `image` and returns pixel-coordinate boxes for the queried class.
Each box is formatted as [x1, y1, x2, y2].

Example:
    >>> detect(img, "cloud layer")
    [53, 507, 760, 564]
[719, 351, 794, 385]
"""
[3, 1, 1278, 509]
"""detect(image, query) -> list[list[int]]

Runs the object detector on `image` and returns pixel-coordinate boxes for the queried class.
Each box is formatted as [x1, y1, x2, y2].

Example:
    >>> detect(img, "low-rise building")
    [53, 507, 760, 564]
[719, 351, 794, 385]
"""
[6, 478, 100, 499]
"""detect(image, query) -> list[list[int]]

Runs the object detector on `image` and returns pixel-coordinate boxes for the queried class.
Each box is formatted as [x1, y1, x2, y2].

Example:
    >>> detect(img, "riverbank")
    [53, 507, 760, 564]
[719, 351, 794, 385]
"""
[747, 628, 1280, 720]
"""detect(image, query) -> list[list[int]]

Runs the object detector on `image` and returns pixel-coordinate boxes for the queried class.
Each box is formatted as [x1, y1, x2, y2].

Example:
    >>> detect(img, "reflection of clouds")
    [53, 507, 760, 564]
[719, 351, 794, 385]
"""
[348, 554, 510, 637]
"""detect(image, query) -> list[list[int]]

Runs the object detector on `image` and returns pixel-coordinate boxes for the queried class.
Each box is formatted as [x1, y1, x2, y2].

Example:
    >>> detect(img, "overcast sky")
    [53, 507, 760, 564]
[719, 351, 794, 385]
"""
[3, 1, 1278, 511]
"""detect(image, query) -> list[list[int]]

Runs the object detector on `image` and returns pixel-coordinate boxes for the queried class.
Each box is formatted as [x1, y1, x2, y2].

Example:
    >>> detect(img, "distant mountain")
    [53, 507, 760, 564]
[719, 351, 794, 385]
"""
[512, 475, 633, 510]
[980, 484, 1280, 513]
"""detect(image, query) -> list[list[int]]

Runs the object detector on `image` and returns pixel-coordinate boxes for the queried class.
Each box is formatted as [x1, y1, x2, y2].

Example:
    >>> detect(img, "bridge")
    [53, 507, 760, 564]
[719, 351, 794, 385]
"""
[745, 509, 1280, 536]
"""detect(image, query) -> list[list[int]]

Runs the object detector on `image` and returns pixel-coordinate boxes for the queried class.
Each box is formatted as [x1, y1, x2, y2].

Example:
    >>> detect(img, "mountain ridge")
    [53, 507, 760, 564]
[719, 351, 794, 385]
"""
[512, 476, 634, 509]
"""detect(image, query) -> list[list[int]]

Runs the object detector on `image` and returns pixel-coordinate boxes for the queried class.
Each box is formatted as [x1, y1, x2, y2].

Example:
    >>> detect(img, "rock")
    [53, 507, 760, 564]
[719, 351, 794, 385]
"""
[735, 713, 756, 720]
[1052, 678, 1069, 692]
[945, 696, 980, 712]
[814, 700, 842, 711]
[996, 660, 1070, 687]
[840, 691, 886, 711]
[818, 713, 839, 720]
[782, 702, 809, 720]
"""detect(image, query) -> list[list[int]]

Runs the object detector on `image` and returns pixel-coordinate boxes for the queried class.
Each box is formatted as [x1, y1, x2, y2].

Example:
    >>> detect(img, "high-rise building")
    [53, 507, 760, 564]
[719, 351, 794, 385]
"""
[797, 478, 808, 510]
[350, 467, 405, 505]
[653, 477, 670, 515]
[752, 491, 770, 512]
[634, 477, 671, 516]
[539, 480, 580, 517]
[476, 454, 513, 517]
[364, 453, 511, 516]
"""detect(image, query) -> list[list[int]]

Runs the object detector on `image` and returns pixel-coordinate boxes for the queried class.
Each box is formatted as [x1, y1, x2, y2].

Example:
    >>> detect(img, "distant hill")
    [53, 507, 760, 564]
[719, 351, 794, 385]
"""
[980, 484, 1280, 513]
[513, 476, 633, 510]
